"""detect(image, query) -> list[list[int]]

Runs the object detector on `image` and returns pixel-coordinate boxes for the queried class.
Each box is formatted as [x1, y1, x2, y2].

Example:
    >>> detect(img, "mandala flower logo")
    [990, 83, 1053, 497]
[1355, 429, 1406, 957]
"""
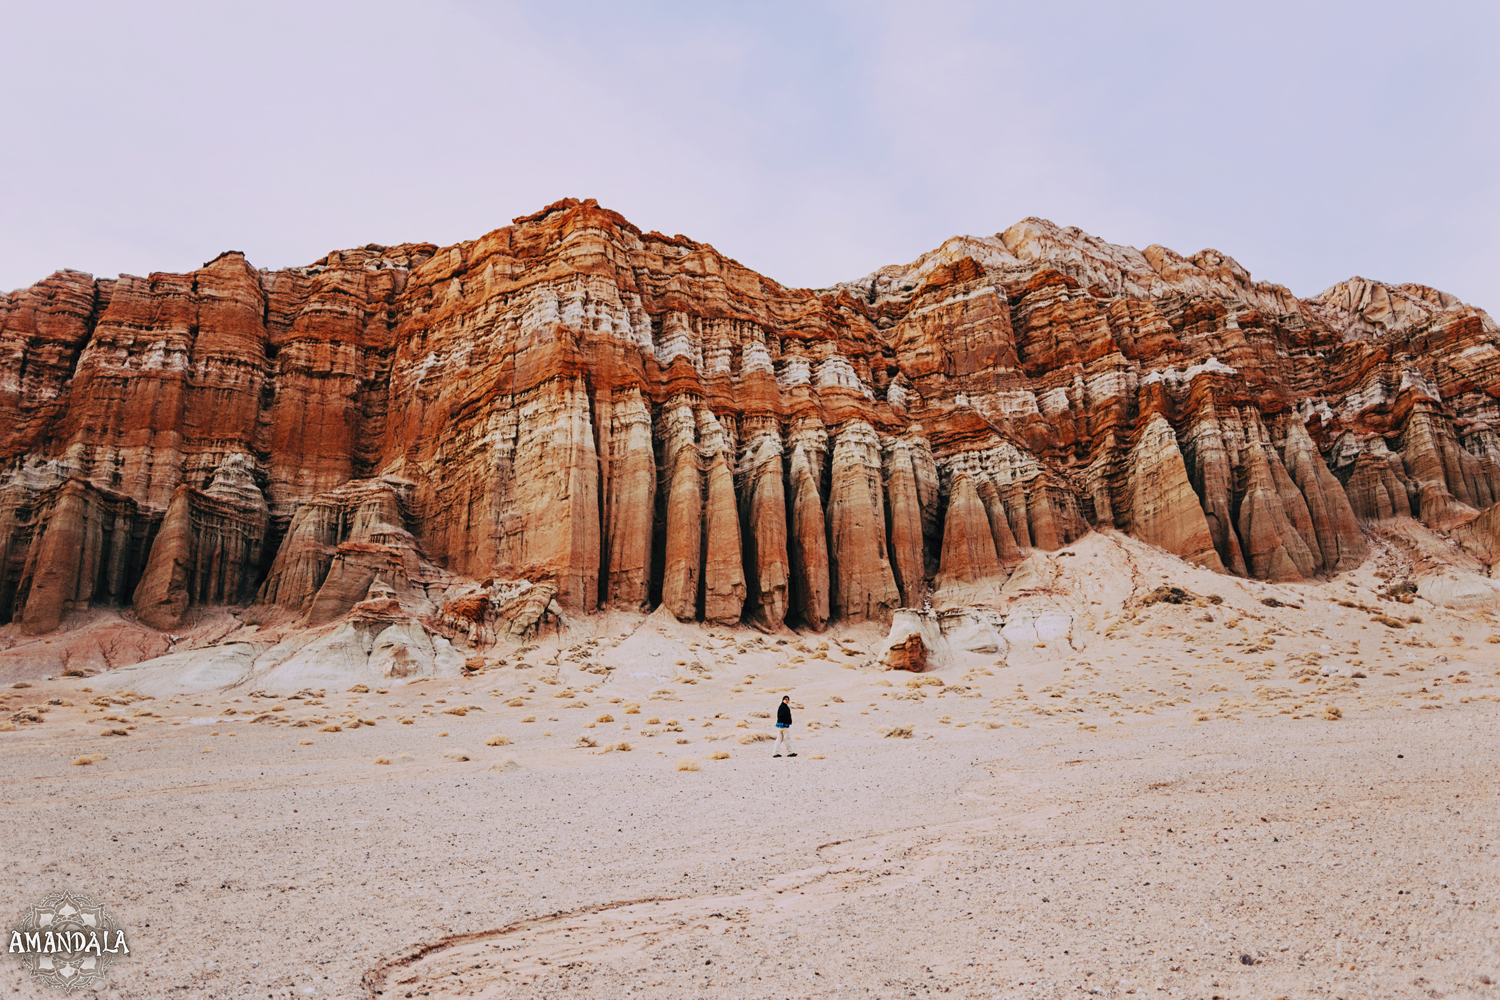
[8, 890, 130, 992]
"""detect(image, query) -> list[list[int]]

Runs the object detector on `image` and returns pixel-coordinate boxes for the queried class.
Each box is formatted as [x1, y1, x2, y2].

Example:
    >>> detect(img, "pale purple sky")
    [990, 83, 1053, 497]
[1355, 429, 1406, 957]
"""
[3, 1, 1497, 312]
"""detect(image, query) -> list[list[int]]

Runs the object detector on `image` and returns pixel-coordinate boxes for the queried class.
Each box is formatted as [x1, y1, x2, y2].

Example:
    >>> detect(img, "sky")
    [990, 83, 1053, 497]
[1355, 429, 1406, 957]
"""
[2, 0, 1497, 312]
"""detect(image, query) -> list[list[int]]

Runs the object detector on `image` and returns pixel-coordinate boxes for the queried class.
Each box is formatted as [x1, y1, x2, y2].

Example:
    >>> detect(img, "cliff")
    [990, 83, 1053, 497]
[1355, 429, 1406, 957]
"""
[3, 198, 1499, 661]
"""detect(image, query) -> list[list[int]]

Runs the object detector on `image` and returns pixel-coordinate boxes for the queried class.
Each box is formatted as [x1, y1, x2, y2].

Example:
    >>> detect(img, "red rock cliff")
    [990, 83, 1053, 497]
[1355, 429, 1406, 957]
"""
[4, 199, 1498, 634]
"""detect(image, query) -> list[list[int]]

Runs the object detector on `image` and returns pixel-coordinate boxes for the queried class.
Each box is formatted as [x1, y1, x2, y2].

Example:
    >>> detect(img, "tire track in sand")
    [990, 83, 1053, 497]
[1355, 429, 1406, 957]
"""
[361, 793, 1062, 998]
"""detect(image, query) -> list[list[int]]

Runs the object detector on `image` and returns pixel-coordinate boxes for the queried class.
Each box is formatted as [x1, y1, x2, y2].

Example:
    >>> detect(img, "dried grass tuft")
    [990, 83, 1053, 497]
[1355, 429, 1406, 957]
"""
[624, 703, 641, 715]
[298, 739, 314, 745]
[809, 753, 826, 759]
[485, 734, 513, 746]
[576, 736, 598, 748]
[347, 684, 369, 693]
[882, 724, 915, 739]
[375, 757, 391, 765]
[738, 732, 774, 744]
[521, 716, 536, 723]
[675, 737, 689, 744]
[709, 750, 730, 760]
[596, 713, 615, 723]
[1322, 705, 1343, 721]
[442, 706, 468, 716]
[319, 724, 341, 733]
[201, 747, 214, 753]
[613, 742, 633, 752]
[445, 752, 471, 761]
[71, 754, 105, 766]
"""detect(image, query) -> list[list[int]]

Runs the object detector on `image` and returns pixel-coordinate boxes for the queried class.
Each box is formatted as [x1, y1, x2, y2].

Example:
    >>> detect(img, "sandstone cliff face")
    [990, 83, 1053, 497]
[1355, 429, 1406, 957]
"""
[4, 198, 1499, 642]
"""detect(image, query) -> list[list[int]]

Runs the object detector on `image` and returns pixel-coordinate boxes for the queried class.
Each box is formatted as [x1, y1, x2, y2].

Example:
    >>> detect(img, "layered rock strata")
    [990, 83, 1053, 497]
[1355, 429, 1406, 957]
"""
[4, 199, 1500, 639]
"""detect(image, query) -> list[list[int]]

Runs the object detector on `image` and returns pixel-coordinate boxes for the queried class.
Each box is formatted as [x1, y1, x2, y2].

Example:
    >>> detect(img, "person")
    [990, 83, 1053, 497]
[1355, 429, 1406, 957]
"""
[773, 695, 796, 757]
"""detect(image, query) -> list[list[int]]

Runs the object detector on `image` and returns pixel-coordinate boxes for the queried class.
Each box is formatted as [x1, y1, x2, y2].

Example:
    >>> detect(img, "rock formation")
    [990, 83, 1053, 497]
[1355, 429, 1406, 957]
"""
[4, 197, 1500, 648]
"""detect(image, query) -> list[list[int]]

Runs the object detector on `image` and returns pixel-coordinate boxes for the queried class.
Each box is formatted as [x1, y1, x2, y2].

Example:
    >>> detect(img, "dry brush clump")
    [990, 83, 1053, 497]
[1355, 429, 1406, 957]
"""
[485, 734, 513, 746]
[675, 757, 700, 771]
[596, 713, 615, 723]
[882, 724, 915, 739]
[738, 732, 774, 744]
[709, 750, 730, 760]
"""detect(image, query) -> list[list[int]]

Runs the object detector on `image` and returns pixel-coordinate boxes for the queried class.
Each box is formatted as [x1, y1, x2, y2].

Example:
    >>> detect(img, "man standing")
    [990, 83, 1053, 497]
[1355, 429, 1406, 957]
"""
[773, 695, 796, 757]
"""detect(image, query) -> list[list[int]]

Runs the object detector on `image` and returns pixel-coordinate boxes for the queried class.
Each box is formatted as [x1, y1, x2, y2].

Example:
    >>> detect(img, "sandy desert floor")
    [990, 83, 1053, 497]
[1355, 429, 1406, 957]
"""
[3, 535, 1500, 999]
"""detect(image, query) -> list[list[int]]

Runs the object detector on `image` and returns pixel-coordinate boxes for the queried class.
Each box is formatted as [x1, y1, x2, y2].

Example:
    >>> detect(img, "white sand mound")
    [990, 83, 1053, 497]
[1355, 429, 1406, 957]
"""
[95, 620, 465, 696]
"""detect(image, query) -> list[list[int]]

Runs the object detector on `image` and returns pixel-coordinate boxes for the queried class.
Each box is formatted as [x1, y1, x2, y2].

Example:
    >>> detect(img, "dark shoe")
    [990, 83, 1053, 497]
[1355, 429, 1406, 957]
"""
[772, 754, 782, 757]
[787, 753, 798, 757]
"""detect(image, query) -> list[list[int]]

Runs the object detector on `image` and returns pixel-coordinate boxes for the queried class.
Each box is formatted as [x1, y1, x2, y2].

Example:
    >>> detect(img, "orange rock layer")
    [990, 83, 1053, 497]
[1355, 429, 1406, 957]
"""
[3, 199, 1498, 633]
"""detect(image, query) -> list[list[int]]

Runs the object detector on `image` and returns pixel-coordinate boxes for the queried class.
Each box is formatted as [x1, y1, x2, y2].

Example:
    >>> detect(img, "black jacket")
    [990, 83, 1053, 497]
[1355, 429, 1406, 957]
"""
[777, 702, 792, 726]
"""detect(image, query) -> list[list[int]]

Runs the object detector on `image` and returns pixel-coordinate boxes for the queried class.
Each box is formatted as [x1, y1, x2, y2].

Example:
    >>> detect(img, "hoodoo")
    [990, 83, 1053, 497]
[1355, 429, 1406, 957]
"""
[3, 197, 1499, 646]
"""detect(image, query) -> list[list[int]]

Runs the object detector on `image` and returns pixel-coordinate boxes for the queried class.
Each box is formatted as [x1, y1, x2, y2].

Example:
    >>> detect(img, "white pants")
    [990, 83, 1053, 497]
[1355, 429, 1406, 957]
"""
[773, 727, 793, 754]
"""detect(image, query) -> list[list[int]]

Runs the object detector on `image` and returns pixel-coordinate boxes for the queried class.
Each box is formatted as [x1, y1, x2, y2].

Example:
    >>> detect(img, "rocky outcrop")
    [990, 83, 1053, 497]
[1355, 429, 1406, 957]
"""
[1276, 417, 1367, 573]
[936, 474, 1003, 589]
[737, 418, 790, 629]
[9, 197, 1500, 643]
[827, 421, 901, 622]
[601, 388, 655, 611]
[1126, 414, 1221, 571]
[251, 477, 439, 626]
[883, 438, 928, 607]
[786, 443, 831, 630]
[133, 455, 269, 629]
